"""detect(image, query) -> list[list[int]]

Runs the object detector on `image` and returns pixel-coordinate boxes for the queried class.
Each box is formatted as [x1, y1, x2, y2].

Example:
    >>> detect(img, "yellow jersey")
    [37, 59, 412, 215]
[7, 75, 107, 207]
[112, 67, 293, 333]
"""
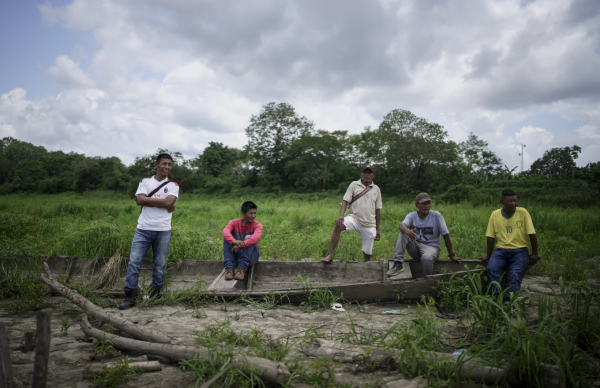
[485, 207, 535, 249]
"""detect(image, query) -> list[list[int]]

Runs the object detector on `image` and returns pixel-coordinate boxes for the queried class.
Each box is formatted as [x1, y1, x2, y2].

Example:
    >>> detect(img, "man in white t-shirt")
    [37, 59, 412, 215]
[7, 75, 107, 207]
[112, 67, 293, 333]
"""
[119, 153, 180, 310]
[387, 193, 462, 278]
[321, 164, 382, 263]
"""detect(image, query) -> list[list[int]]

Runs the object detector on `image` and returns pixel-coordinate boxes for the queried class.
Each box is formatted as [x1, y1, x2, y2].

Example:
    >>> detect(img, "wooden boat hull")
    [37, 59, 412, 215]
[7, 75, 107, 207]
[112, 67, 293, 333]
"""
[37, 256, 486, 303]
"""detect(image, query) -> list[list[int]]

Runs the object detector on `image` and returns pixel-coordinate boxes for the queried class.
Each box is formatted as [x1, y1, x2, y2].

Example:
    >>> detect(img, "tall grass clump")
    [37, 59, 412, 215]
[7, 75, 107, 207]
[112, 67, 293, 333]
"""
[58, 219, 131, 259]
[438, 271, 600, 386]
[295, 274, 344, 312]
[181, 318, 292, 387]
[0, 257, 47, 313]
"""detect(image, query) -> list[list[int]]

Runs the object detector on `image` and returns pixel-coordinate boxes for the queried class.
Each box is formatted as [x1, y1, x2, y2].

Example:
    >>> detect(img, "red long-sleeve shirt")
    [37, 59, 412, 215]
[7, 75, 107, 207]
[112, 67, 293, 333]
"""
[222, 219, 263, 248]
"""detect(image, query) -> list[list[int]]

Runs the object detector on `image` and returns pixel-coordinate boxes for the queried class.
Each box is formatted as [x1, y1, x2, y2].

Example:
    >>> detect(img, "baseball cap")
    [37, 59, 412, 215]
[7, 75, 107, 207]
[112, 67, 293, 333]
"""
[415, 192, 432, 203]
[361, 164, 375, 173]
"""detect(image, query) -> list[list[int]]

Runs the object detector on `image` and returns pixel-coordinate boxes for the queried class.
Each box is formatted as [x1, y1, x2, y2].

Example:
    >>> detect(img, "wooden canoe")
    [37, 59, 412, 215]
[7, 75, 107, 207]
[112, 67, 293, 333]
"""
[40, 256, 486, 303]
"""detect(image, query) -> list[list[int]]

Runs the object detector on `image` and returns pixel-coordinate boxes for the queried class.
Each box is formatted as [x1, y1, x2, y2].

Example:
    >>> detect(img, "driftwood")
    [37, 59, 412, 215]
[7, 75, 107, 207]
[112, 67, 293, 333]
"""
[40, 262, 172, 344]
[307, 339, 562, 388]
[81, 317, 290, 385]
[32, 309, 52, 388]
[0, 322, 15, 388]
[86, 360, 161, 375]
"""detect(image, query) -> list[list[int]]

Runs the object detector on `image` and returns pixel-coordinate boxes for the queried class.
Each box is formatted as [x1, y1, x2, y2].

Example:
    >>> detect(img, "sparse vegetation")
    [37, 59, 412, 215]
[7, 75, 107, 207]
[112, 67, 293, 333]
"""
[94, 333, 121, 357]
[194, 318, 293, 362]
[84, 356, 140, 388]
[296, 274, 344, 312]
[0, 258, 47, 313]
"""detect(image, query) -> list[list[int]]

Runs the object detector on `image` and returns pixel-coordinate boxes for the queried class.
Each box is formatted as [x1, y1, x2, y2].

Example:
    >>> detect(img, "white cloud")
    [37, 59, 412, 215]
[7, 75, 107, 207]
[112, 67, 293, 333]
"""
[576, 124, 600, 140]
[1, 0, 599, 167]
[46, 55, 94, 88]
[513, 126, 554, 168]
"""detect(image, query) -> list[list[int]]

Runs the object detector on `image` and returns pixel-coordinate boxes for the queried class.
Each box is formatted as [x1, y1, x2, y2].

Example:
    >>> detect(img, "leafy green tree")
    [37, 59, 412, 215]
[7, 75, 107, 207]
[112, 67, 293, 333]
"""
[192, 142, 239, 177]
[13, 160, 47, 191]
[530, 145, 581, 179]
[459, 133, 503, 186]
[244, 102, 314, 188]
[99, 157, 130, 192]
[0, 137, 48, 186]
[579, 161, 600, 183]
[357, 109, 461, 194]
[36, 151, 84, 193]
[285, 130, 354, 191]
[75, 158, 104, 192]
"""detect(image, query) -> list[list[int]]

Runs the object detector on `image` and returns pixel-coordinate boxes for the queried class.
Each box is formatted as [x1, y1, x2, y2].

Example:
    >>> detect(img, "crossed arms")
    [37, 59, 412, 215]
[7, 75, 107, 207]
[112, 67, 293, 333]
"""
[135, 194, 177, 213]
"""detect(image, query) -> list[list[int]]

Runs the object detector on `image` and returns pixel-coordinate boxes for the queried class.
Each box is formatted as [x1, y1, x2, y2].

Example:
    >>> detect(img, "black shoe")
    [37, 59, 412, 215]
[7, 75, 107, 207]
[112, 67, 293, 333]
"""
[387, 262, 404, 276]
[118, 289, 138, 310]
[149, 287, 162, 299]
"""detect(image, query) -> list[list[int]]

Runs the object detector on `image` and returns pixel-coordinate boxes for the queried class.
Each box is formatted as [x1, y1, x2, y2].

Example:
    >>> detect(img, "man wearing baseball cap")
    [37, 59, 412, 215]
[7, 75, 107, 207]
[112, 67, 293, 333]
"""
[321, 164, 382, 263]
[387, 192, 462, 277]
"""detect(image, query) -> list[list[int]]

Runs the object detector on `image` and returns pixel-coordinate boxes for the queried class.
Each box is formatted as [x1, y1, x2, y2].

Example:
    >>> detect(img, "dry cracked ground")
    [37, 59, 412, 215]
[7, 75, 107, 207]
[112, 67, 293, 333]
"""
[1, 276, 559, 388]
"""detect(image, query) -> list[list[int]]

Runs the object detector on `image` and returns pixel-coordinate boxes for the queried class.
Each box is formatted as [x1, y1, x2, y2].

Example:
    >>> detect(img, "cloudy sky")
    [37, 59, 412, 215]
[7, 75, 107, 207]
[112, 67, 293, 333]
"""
[1, 0, 599, 169]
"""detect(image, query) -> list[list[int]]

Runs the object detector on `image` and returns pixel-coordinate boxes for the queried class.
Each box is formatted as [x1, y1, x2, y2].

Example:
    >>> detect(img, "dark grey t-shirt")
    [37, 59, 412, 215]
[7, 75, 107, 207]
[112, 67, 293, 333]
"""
[402, 211, 449, 250]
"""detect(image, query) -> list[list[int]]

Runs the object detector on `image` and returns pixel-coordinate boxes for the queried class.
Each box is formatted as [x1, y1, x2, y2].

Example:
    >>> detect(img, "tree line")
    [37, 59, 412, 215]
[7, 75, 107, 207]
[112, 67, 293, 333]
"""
[1, 103, 598, 197]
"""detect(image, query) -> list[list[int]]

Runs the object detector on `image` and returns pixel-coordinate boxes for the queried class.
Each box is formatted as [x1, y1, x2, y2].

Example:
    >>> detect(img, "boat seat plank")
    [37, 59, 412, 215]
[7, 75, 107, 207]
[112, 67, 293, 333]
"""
[387, 260, 413, 281]
[206, 268, 239, 291]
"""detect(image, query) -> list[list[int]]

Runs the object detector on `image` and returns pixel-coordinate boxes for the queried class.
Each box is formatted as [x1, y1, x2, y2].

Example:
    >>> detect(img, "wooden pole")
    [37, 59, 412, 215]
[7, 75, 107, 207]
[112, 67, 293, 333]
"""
[32, 309, 52, 388]
[23, 332, 34, 353]
[0, 323, 14, 388]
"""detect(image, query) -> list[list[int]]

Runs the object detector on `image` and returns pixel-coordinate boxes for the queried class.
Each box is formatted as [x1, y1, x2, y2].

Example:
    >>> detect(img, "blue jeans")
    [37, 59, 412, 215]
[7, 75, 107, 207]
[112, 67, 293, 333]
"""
[223, 238, 260, 270]
[124, 229, 171, 291]
[486, 248, 529, 301]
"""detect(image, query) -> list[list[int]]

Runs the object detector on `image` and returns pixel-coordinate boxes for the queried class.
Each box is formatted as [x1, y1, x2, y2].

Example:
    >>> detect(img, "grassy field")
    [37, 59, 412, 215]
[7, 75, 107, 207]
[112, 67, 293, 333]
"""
[0, 191, 599, 282]
[2, 191, 600, 387]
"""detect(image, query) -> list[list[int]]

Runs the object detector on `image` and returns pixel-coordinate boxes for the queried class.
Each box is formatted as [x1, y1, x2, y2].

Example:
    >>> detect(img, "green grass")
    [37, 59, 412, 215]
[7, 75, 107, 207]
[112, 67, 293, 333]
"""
[84, 356, 140, 388]
[0, 257, 48, 313]
[1, 191, 598, 283]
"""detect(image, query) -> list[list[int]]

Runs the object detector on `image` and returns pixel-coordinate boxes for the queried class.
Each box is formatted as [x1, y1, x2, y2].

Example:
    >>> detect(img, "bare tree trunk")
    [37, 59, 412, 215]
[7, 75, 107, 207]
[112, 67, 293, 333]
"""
[86, 361, 161, 375]
[40, 262, 172, 345]
[307, 339, 561, 388]
[81, 317, 290, 385]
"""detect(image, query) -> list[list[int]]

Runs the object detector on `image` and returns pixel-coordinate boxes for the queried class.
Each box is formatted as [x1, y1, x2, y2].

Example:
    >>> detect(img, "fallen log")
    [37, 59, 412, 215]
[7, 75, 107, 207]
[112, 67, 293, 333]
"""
[40, 262, 172, 345]
[307, 339, 561, 388]
[86, 360, 161, 375]
[81, 316, 290, 385]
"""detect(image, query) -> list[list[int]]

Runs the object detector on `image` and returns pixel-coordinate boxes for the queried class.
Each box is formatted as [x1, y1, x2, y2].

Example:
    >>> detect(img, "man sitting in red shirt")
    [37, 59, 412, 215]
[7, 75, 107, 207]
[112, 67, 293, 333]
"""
[222, 201, 263, 280]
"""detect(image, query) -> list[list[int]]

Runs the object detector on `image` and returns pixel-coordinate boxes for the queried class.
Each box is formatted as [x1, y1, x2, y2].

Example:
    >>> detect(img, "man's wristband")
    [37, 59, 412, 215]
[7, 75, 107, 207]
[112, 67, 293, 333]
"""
[448, 253, 455, 259]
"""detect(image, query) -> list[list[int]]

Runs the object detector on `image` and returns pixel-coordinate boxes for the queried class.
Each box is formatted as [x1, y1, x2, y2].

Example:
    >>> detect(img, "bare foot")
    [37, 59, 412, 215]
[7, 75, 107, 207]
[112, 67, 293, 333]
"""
[321, 256, 333, 264]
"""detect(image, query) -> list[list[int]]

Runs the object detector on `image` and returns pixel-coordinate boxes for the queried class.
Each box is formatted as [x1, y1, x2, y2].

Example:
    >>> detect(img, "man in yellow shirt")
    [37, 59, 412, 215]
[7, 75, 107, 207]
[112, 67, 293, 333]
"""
[480, 189, 541, 301]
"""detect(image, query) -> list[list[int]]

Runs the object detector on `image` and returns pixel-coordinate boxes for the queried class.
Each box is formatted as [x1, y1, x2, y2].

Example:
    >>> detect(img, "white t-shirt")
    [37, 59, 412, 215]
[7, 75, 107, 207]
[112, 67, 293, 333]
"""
[136, 177, 179, 231]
